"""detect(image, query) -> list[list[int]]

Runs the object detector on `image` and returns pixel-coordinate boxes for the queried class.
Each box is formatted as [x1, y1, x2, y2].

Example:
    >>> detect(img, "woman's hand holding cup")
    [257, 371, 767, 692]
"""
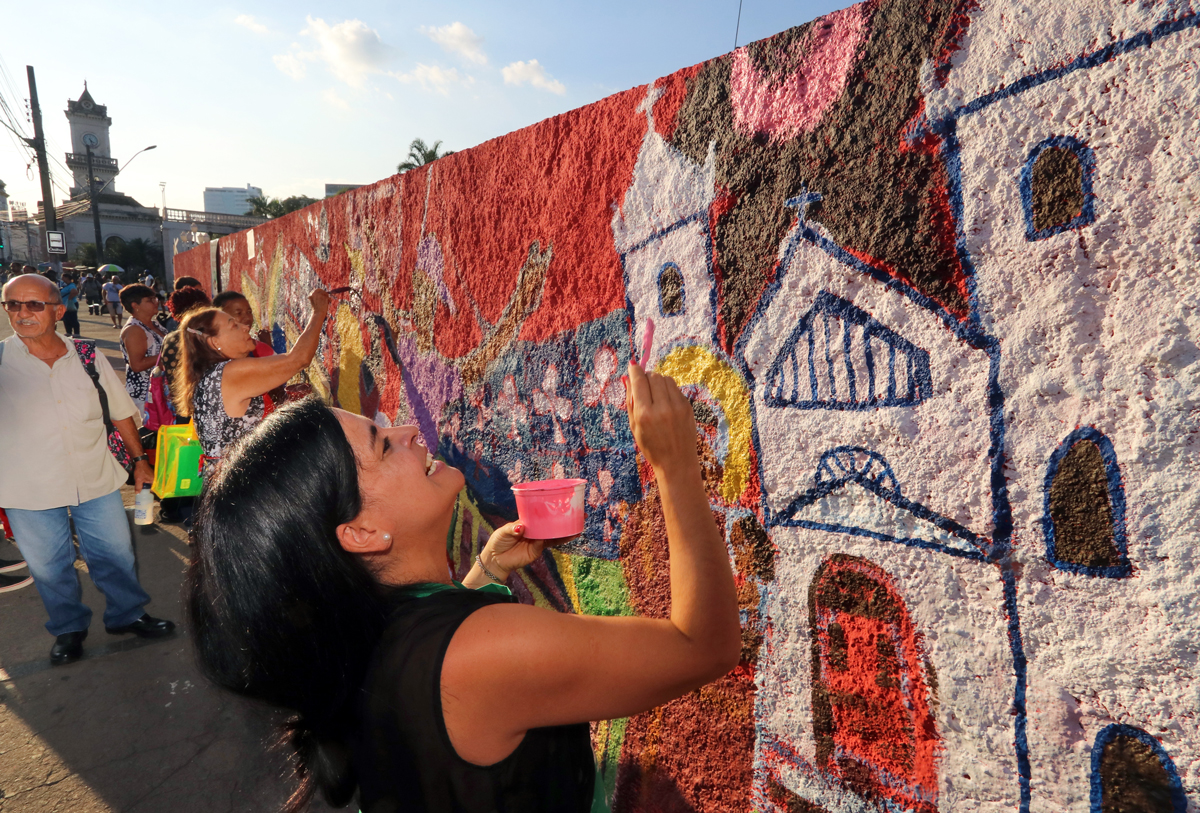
[480, 522, 578, 583]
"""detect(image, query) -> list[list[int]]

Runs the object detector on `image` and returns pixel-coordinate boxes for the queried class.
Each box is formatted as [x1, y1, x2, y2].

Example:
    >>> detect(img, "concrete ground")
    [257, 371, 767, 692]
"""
[0, 303, 334, 812]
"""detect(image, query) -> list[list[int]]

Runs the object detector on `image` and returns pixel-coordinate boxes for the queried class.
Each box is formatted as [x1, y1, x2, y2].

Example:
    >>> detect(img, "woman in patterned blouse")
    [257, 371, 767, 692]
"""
[172, 289, 329, 460]
[118, 284, 166, 419]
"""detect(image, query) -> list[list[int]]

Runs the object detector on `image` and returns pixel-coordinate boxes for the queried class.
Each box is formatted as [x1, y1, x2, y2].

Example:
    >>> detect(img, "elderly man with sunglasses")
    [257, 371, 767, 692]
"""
[0, 274, 174, 666]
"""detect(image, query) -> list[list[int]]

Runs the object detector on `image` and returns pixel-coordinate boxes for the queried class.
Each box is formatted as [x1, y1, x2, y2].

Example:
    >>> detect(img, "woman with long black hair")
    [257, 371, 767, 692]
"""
[186, 363, 740, 812]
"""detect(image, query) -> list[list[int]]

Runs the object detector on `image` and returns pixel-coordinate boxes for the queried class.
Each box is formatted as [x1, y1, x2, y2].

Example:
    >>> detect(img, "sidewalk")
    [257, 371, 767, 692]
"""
[0, 305, 332, 812]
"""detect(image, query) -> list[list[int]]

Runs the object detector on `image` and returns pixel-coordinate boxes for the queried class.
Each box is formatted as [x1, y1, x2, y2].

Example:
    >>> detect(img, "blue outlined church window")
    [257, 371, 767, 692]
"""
[816, 447, 901, 496]
[1042, 428, 1131, 578]
[765, 291, 932, 410]
[657, 263, 685, 316]
[1021, 135, 1096, 240]
[1089, 725, 1186, 813]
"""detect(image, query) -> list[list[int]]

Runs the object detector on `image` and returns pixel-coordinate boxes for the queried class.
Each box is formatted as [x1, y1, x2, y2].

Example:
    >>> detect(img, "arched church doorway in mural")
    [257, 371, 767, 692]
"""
[1090, 724, 1186, 813]
[809, 554, 940, 812]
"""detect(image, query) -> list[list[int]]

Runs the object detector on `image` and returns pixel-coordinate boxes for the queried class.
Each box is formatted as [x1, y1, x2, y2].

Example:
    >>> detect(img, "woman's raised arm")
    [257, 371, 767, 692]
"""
[222, 289, 330, 409]
[440, 362, 741, 765]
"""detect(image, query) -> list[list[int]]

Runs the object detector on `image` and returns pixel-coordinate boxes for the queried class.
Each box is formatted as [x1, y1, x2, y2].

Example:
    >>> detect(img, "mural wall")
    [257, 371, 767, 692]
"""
[175, 1, 1200, 810]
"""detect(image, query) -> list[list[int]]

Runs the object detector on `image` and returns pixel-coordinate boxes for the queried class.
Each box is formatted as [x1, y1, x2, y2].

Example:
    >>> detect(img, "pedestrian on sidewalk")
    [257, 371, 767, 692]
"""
[81, 272, 102, 316]
[58, 272, 82, 338]
[0, 274, 175, 666]
[118, 284, 166, 420]
[102, 275, 122, 328]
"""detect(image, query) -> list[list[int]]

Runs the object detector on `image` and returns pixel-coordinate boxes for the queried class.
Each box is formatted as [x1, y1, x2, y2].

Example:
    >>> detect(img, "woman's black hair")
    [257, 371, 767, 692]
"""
[119, 283, 156, 312]
[211, 289, 248, 309]
[187, 397, 396, 810]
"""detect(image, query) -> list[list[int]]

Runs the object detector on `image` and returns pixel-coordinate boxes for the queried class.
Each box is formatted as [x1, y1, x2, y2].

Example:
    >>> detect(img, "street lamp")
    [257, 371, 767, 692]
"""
[86, 143, 156, 263]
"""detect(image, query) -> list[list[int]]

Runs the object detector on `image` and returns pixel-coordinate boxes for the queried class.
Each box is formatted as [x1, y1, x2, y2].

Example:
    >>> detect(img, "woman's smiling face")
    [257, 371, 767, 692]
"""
[208, 310, 258, 358]
[333, 409, 465, 546]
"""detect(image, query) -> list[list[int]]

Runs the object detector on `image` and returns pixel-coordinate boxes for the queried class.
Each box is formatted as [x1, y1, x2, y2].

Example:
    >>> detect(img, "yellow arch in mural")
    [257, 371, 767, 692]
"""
[333, 301, 366, 414]
[656, 345, 753, 504]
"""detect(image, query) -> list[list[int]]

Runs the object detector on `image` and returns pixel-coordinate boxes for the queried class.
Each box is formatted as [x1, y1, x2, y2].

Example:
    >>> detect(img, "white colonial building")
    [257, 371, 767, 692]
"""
[56, 85, 160, 262]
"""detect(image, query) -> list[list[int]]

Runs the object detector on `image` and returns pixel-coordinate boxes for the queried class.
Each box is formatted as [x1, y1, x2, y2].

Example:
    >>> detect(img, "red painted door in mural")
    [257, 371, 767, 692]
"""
[809, 555, 939, 812]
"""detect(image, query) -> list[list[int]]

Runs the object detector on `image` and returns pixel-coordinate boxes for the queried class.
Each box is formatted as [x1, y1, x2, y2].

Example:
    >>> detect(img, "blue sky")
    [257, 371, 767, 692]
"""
[1, 1, 843, 214]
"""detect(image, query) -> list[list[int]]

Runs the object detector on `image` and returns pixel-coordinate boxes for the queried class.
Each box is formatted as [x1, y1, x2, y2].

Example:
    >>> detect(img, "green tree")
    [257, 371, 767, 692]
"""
[72, 242, 98, 266]
[244, 195, 319, 219]
[397, 138, 454, 172]
[111, 237, 164, 279]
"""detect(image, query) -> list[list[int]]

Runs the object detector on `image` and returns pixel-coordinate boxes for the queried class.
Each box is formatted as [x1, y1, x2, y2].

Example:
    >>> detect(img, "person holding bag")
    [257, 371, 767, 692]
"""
[0, 274, 175, 666]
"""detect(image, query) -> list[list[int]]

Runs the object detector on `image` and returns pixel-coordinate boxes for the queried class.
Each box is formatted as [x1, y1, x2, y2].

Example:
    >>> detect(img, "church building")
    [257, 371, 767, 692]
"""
[50, 85, 161, 262]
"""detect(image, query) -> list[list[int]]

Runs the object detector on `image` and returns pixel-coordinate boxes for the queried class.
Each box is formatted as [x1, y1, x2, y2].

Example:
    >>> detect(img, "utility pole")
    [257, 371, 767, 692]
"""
[86, 146, 104, 263]
[24, 66, 56, 233]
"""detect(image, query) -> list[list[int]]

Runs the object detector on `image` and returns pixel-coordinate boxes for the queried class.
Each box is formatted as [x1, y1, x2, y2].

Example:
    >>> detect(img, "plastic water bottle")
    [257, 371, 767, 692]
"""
[134, 486, 154, 525]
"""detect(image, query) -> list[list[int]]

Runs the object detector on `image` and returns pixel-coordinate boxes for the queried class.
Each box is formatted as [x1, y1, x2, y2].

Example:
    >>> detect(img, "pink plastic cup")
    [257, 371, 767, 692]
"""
[511, 479, 587, 539]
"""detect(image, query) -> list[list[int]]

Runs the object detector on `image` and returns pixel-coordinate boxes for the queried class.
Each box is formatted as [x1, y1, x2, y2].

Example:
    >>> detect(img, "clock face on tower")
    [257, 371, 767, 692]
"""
[82, 99, 93, 110]
[83, 133, 99, 148]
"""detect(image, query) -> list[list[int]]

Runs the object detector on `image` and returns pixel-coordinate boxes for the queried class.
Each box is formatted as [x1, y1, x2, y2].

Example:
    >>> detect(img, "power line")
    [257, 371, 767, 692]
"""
[0, 76, 75, 202]
[0, 55, 27, 127]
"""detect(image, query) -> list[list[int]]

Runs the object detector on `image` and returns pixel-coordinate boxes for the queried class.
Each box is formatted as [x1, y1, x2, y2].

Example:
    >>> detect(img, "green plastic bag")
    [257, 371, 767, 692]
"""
[152, 423, 204, 499]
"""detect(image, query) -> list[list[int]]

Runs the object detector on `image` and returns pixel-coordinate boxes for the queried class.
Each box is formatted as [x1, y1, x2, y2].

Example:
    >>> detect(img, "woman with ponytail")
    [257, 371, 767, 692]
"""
[172, 289, 328, 461]
[187, 363, 741, 812]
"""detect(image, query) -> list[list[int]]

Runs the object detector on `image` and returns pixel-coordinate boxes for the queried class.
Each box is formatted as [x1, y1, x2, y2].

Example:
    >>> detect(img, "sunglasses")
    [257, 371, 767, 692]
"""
[2, 300, 56, 313]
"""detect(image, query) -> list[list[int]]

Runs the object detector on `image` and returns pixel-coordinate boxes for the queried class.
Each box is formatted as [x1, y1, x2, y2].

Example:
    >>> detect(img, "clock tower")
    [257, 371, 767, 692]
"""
[65, 84, 118, 196]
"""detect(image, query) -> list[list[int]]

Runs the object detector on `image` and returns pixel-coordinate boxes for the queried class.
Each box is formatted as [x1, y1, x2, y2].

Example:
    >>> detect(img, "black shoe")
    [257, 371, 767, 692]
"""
[51, 630, 87, 666]
[0, 572, 33, 593]
[0, 556, 26, 573]
[105, 613, 176, 638]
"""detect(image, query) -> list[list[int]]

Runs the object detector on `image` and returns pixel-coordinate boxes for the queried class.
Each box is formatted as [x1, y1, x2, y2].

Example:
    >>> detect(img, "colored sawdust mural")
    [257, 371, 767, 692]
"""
[177, 0, 1200, 809]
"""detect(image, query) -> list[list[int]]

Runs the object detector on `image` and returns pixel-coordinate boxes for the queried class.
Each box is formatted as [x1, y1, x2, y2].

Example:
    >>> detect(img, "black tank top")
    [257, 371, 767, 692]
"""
[352, 588, 596, 813]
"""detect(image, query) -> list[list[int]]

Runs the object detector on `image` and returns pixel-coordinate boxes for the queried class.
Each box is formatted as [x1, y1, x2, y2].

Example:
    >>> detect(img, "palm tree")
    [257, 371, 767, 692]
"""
[244, 195, 318, 219]
[397, 138, 454, 172]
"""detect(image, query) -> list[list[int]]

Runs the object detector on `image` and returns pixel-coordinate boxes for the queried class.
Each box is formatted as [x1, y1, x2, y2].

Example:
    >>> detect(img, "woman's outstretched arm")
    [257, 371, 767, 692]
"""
[222, 289, 329, 409]
[440, 361, 741, 765]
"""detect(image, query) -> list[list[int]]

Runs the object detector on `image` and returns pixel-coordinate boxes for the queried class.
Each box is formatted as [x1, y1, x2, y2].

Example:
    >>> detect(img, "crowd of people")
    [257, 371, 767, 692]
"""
[0, 264, 742, 813]
[0, 265, 299, 659]
[0, 272, 174, 664]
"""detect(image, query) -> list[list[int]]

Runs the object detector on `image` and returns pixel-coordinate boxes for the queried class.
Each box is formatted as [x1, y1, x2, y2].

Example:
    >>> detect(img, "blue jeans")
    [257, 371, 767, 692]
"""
[4, 490, 150, 636]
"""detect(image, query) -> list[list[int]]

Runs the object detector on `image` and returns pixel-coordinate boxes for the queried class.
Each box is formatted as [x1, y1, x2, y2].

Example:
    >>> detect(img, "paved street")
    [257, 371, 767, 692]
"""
[0, 302, 333, 812]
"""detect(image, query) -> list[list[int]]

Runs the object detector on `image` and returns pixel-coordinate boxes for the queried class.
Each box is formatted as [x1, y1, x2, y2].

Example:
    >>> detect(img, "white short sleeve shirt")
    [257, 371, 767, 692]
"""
[0, 334, 138, 510]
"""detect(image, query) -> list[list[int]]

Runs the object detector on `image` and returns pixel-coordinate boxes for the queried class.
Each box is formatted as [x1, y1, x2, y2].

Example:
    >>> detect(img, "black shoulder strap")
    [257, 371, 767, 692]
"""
[73, 338, 115, 428]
